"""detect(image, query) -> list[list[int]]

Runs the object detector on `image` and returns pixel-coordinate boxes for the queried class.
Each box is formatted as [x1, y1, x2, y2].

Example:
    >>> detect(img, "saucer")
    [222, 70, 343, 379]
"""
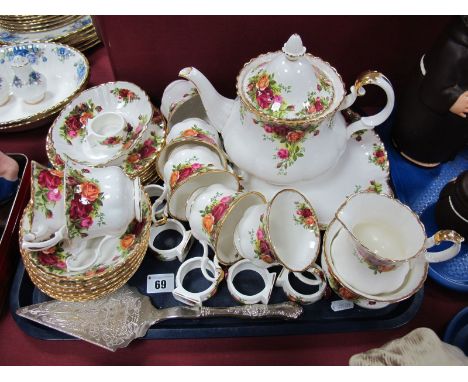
[240, 127, 392, 228]
[323, 217, 428, 304]
[328, 220, 410, 295]
[0, 42, 89, 131]
[47, 105, 167, 182]
[49, 81, 153, 167]
[21, 194, 151, 278]
[0, 16, 93, 45]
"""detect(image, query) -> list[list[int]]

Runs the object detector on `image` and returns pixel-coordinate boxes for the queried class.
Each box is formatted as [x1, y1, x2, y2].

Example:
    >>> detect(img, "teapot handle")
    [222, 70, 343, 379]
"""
[339, 71, 395, 139]
[424, 230, 464, 263]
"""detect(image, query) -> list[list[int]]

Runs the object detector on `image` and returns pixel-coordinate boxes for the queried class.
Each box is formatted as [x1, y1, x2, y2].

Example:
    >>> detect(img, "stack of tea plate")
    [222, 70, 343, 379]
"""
[18, 163, 152, 301]
[45, 81, 167, 184]
[0, 16, 100, 52]
[0, 42, 90, 132]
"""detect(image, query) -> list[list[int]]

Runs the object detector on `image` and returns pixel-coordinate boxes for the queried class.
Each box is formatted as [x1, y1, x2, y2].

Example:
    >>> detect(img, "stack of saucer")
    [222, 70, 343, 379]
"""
[45, 81, 167, 185]
[19, 162, 152, 301]
[0, 16, 100, 52]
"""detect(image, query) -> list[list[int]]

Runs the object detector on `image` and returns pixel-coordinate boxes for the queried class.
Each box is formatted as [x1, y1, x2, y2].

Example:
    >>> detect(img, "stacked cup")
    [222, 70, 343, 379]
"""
[19, 161, 150, 301]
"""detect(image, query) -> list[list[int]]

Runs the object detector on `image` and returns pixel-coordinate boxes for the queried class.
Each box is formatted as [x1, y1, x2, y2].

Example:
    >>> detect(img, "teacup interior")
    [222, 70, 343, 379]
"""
[337, 193, 426, 261]
[216, 192, 266, 265]
[267, 190, 320, 271]
[169, 95, 208, 128]
[169, 170, 239, 220]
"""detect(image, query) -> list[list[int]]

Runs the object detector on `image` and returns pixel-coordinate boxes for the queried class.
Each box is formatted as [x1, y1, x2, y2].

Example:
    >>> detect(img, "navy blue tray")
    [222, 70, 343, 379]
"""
[381, 124, 468, 292]
[10, 239, 424, 341]
[10, 120, 427, 342]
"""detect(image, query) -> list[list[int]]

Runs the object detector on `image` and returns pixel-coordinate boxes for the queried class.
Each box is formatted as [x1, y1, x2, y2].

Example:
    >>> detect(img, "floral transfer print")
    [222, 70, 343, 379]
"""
[249, 214, 275, 264]
[200, 192, 239, 242]
[170, 156, 212, 190]
[354, 249, 395, 274]
[99, 114, 148, 148]
[12, 71, 44, 88]
[297, 68, 334, 118]
[326, 269, 361, 302]
[33, 167, 64, 219]
[0, 45, 46, 65]
[66, 168, 105, 239]
[178, 124, 217, 145]
[293, 201, 319, 235]
[354, 180, 383, 194]
[246, 69, 293, 119]
[369, 143, 388, 171]
[59, 99, 103, 144]
[111, 87, 140, 106]
[168, 88, 198, 114]
[53, 46, 74, 62]
[123, 131, 163, 175]
[255, 119, 318, 175]
[32, 243, 69, 275]
[118, 215, 147, 257]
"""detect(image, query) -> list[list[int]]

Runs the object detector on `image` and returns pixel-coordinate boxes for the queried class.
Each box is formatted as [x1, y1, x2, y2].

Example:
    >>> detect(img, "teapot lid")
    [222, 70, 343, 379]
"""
[237, 34, 345, 126]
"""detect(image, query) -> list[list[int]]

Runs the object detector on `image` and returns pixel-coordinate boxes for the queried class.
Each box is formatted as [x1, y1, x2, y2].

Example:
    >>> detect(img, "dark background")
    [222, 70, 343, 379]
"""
[95, 15, 453, 108]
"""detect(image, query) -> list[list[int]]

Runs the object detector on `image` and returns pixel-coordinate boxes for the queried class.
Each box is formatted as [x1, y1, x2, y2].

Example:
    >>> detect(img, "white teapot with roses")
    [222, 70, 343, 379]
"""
[179, 34, 395, 185]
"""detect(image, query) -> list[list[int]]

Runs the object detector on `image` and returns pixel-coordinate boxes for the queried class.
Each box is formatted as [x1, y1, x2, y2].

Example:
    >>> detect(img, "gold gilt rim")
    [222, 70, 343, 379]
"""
[22, 241, 146, 289]
[322, 217, 428, 304]
[0, 17, 94, 45]
[0, 42, 90, 128]
[0, 16, 84, 33]
[49, 80, 154, 168]
[19, 193, 152, 282]
[264, 188, 321, 272]
[156, 136, 228, 180]
[58, 26, 98, 45]
[214, 191, 267, 266]
[235, 51, 346, 127]
[334, 190, 427, 266]
[167, 169, 241, 221]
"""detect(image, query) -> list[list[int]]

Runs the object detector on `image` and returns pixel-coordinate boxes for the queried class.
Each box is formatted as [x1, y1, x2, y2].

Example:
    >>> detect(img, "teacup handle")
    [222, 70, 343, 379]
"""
[200, 240, 216, 282]
[144, 184, 168, 226]
[21, 225, 66, 251]
[339, 71, 395, 139]
[424, 230, 464, 263]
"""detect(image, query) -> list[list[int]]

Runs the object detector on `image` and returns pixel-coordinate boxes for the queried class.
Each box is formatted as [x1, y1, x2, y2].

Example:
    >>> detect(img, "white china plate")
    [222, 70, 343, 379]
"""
[50, 81, 153, 167]
[21, 195, 151, 278]
[241, 128, 392, 228]
[0, 16, 93, 45]
[0, 42, 89, 126]
[323, 217, 427, 303]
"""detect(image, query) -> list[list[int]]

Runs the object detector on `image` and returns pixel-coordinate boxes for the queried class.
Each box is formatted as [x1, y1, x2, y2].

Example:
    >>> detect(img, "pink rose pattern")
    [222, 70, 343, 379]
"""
[66, 168, 106, 239]
[297, 69, 334, 118]
[354, 180, 383, 194]
[293, 201, 319, 236]
[33, 165, 64, 220]
[199, 192, 240, 243]
[31, 244, 69, 274]
[245, 70, 294, 118]
[169, 156, 212, 190]
[59, 100, 103, 144]
[249, 214, 276, 264]
[254, 119, 318, 175]
[110, 87, 140, 106]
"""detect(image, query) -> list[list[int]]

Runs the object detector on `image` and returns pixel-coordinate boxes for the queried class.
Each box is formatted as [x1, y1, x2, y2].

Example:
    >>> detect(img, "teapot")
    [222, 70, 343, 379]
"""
[179, 34, 395, 186]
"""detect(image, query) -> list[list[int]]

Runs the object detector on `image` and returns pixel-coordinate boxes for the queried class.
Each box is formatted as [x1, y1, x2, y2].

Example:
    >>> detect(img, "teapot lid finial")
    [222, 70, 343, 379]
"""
[282, 34, 306, 60]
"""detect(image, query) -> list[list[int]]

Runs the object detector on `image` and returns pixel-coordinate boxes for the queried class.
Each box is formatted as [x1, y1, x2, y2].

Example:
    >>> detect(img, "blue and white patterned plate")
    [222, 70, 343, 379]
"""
[0, 42, 89, 129]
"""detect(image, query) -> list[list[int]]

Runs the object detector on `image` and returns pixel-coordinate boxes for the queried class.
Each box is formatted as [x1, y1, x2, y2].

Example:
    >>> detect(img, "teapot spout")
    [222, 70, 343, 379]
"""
[179, 67, 234, 133]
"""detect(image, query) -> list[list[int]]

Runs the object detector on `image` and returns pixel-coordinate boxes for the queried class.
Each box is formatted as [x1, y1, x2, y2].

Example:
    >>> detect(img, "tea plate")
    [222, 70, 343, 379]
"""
[0, 43, 89, 129]
[50, 81, 153, 167]
[241, 127, 392, 228]
[20, 194, 151, 278]
[0, 16, 93, 45]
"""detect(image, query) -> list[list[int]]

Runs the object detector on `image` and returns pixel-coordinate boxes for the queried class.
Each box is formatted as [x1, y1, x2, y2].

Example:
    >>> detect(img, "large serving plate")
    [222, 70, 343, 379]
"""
[0, 16, 93, 45]
[241, 125, 392, 228]
[0, 42, 89, 132]
[49, 81, 153, 167]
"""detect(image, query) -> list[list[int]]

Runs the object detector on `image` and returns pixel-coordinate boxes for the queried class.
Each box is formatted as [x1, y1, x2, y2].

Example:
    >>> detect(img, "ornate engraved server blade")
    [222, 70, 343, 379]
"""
[16, 285, 303, 352]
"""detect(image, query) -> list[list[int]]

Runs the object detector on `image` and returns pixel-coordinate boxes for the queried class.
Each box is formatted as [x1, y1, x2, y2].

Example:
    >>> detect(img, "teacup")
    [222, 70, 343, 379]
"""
[86, 112, 128, 149]
[335, 191, 464, 272]
[186, 183, 266, 281]
[167, 118, 221, 147]
[22, 164, 143, 251]
[234, 189, 322, 273]
[160, 79, 207, 127]
[24, 161, 65, 244]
